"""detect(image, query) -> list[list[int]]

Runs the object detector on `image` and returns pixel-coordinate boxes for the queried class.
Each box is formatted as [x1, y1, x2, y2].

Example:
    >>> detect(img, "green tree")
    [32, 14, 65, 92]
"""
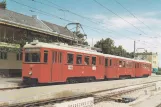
[74, 31, 88, 45]
[94, 38, 134, 58]
[94, 38, 114, 54]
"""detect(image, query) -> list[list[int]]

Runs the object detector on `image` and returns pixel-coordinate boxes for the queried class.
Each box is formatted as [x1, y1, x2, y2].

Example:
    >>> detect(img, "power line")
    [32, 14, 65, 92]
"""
[30, 0, 100, 25]
[9, 0, 159, 48]
[83, 25, 159, 48]
[30, 0, 148, 37]
[10, 0, 73, 23]
[113, 0, 161, 38]
[93, 0, 149, 35]
[32, 0, 161, 39]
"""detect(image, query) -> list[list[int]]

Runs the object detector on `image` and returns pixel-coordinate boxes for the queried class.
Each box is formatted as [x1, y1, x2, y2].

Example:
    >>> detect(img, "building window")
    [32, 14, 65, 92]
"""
[44, 50, 48, 63]
[153, 61, 156, 64]
[17, 52, 22, 60]
[84, 56, 90, 65]
[76, 55, 82, 64]
[92, 57, 96, 65]
[67, 53, 74, 64]
[0, 52, 7, 60]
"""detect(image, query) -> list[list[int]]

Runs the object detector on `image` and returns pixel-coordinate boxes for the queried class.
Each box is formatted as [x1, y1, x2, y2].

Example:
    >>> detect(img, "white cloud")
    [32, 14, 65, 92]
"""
[87, 36, 161, 67]
[144, 11, 161, 17]
[93, 14, 161, 31]
[90, 14, 161, 67]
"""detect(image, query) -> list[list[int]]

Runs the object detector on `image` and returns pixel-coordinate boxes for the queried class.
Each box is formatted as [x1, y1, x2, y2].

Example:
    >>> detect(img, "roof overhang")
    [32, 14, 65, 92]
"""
[0, 42, 20, 48]
[0, 18, 77, 41]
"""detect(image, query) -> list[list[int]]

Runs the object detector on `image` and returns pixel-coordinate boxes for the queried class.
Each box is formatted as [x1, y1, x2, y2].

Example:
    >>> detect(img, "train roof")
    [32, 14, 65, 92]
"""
[24, 40, 151, 64]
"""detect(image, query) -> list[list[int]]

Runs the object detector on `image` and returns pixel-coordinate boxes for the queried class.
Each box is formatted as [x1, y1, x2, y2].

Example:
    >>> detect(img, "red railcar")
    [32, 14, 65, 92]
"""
[135, 62, 151, 77]
[22, 40, 151, 84]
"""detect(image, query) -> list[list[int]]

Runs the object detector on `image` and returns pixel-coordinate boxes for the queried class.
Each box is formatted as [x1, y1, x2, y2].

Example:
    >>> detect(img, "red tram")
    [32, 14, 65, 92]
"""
[22, 40, 151, 84]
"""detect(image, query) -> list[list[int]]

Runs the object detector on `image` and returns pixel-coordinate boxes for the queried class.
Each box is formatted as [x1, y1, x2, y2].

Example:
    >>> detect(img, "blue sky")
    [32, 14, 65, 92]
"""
[2, 0, 161, 66]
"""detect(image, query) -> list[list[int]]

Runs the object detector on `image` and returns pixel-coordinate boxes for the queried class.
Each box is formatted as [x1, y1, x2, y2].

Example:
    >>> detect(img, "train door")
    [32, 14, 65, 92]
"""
[51, 51, 63, 82]
[112, 58, 118, 78]
[105, 58, 118, 79]
[135, 62, 141, 77]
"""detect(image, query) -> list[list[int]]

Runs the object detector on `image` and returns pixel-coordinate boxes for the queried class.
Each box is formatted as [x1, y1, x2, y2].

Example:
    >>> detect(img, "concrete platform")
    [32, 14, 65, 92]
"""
[0, 77, 21, 88]
[0, 76, 161, 106]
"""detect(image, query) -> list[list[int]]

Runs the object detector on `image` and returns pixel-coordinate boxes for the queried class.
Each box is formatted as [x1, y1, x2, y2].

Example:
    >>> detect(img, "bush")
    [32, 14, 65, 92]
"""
[156, 71, 161, 75]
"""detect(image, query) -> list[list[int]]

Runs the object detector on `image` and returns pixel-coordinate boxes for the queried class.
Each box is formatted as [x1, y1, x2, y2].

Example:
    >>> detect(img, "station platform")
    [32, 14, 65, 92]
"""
[0, 75, 161, 106]
[0, 77, 21, 88]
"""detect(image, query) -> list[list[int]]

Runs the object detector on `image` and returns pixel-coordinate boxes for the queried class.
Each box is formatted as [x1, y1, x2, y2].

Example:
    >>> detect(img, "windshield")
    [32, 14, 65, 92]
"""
[25, 53, 40, 63]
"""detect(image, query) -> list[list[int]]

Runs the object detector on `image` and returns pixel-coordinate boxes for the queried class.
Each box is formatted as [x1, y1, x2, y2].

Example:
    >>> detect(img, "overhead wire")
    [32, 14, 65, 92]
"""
[30, 0, 147, 36]
[93, 0, 161, 42]
[32, 0, 161, 40]
[113, 0, 161, 38]
[29, 0, 160, 41]
[93, 0, 160, 47]
[9, 0, 159, 48]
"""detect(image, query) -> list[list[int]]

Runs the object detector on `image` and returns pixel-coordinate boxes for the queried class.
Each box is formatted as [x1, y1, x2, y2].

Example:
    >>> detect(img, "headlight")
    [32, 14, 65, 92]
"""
[29, 71, 32, 75]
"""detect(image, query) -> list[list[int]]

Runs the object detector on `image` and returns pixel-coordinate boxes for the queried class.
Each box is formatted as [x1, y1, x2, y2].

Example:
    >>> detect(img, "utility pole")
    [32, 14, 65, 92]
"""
[92, 38, 93, 47]
[134, 40, 136, 59]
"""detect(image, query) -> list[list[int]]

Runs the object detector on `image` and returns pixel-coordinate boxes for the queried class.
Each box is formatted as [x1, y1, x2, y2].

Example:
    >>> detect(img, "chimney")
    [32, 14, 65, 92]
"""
[32, 15, 38, 19]
[0, 0, 6, 9]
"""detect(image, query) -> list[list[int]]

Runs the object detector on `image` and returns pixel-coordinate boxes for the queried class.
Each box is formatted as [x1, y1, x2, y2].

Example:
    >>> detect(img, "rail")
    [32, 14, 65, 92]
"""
[0, 80, 158, 107]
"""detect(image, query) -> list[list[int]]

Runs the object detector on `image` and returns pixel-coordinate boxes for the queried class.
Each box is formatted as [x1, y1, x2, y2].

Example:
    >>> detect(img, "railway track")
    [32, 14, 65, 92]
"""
[0, 77, 160, 91]
[0, 85, 29, 91]
[0, 80, 158, 107]
[94, 83, 154, 103]
[157, 103, 161, 107]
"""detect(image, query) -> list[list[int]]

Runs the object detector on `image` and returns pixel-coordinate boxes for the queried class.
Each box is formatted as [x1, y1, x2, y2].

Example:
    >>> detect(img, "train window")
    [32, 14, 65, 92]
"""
[44, 50, 48, 63]
[109, 59, 112, 66]
[105, 58, 108, 66]
[119, 60, 122, 67]
[59, 52, 62, 63]
[52, 51, 57, 63]
[67, 53, 74, 64]
[119, 60, 125, 67]
[32, 53, 40, 62]
[99, 57, 101, 65]
[122, 61, 125, 67]
[126, 61, 128, 68]
[102, 57, 104, 65]
[84, 56, 90, 65]
[135, 63, 137, 68]
[128, 62, 133, 68]
[92, 57, 96, 65]
[76, 55, 82, 64]
[25, 53, 40, 62]
[25, 53, 30, 62]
